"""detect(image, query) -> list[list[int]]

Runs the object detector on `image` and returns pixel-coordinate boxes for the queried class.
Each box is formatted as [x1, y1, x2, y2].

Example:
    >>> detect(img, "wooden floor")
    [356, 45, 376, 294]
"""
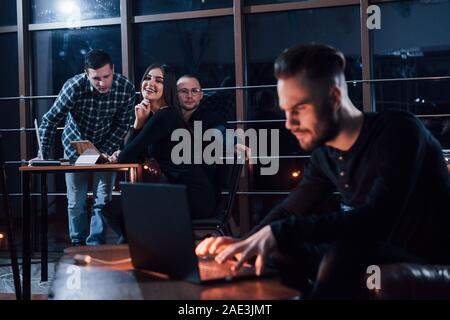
[0, 255, 62, 300]
[0, 293, 47, 300]
[0, 209, 122, 300]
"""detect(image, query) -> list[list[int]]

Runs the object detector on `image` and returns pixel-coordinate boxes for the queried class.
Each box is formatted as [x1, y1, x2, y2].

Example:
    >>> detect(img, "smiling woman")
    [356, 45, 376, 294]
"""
[101, 64, 219, 242]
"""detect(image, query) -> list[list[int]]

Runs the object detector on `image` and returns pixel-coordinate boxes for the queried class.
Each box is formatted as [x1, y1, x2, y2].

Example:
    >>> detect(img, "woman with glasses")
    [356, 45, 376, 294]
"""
[105, 63, 218, 241]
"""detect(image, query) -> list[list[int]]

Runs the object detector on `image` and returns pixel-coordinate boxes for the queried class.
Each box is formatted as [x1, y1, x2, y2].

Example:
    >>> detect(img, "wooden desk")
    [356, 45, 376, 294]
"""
[50, 245, 300, 300]
[19, 163, 141, 300]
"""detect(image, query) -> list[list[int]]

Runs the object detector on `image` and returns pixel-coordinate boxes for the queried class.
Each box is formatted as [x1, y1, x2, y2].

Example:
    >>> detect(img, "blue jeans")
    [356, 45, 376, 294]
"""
[65, 172, 116, 245]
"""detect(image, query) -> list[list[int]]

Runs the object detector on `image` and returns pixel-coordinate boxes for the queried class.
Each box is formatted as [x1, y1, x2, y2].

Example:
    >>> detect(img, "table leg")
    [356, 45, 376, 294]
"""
[21, 171, 31, 300]
[129, 166, 142, 183]
[41, 174, 48, 282]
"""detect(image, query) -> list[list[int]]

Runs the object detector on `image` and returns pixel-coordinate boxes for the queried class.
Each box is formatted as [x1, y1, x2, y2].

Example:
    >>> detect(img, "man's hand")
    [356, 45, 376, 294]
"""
[195, 236, 240, 257]
[134, 99, 152, 129]
[215, 225, 277, 276]
[100, 153, 110, 162]
[108, 150, 121, 163]
[235, 143, 251, 161]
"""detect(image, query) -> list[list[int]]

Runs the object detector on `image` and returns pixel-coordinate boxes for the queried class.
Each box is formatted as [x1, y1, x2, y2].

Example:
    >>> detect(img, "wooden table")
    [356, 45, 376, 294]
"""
[50, 245, 300, 300]
[19, 163, 141, 300]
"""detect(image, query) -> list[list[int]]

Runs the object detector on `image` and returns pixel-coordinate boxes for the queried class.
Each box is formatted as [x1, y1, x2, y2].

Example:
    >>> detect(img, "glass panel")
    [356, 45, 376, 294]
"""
[31, 26, 122, 96]
[0, 33, 18, 98]
[0, 0, 17, 26]
[374, 79, 450, 148]
[373, 0, 450, 79]
[0, 34, 20, 195]
[134, 16, 235, 89]
[203, 90, 236, 122]
[134, 0, 232, 15]
[246, 5, 362, 86]
[251, 157, 309, 191]
[30, 0, 120, 24]
[245, 0, 309, 5]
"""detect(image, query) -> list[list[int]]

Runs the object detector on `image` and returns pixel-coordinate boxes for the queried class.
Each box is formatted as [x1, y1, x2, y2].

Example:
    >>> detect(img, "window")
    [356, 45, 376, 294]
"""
[0, 0, 17, 26]
[245, 0, 310, 5]
[374, 79, 450, 148]
[373, 0, 450, 79]
[134, 17, 236, 120]
[245, 5, 363, 160]
[30, 0, 120, 24]
[0, 33, 20, 192]
[134, 0, 232, 15]
[246, 5, 362, 86]
[31, 26, 122, 96]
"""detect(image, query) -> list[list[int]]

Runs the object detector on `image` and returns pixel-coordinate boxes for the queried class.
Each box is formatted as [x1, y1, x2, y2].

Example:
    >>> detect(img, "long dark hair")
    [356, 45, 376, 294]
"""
[139, 63, 183, 119]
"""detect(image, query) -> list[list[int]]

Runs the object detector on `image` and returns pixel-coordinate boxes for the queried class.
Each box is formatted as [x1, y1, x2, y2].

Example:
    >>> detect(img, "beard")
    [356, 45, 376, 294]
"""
[296, 99, 340, 151]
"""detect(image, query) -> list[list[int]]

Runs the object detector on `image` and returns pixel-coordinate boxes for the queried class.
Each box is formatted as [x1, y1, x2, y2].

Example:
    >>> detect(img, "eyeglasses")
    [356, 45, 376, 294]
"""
[178, 88, 202, 96]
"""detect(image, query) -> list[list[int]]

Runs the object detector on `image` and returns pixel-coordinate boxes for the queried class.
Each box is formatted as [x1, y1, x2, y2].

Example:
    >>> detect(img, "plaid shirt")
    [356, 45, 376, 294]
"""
[39, 73, 135, 160]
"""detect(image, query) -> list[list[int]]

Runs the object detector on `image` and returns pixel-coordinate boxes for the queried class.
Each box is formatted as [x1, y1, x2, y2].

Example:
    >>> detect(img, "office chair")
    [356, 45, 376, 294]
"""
[192, 161, 243, 239]
[0, 135, 22, 299]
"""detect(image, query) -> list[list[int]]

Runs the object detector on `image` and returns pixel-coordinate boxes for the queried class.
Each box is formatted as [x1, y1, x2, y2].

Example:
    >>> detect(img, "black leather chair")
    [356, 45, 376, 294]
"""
[192, 161, 243, 239]
[0, 135, 22, 299]
[370, 263, 450, 299]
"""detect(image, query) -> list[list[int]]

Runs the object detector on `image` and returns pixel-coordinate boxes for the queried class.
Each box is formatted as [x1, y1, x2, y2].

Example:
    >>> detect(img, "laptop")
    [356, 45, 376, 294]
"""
[28, 119, 62, 166]
[120, 182, 269, 284]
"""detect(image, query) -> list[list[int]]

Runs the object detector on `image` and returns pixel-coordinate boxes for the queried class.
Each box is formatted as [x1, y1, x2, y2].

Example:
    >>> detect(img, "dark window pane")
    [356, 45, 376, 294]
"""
[203, 90, 236, 122]
[134, 17, 235, 90]
[373, 0, 450, 79]
[246, 5, 362, 86]
[134, 0, 232, 15]
[0, 33, 19, 134]
[30, 0, 120, 24]
[0, 0, 17, 26]
[0, 34, 20, 183]
[245, 0, 309, 5]
[31, 26, 122, 96]
[374, 79, 450, 148]
[251, 158, 309, 191]
[0, 33, 18, 97]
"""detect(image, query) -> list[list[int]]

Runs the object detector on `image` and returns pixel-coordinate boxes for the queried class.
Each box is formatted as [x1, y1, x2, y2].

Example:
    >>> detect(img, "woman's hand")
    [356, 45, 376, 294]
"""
[134, 99, 152, 129]
[108, 150, 121, 163]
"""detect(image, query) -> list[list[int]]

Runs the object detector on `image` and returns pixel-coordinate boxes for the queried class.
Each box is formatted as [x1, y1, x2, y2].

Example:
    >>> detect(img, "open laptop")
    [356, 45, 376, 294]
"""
[120, 182, 269, 284]
[28, 119, 61, 166]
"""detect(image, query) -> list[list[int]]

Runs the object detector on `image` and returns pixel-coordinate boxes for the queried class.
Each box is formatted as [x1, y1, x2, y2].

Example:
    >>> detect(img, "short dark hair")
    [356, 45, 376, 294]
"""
[274, 43, 346, 85]
[178, 74, 202, 86]
[84, 49, 113, 70]
[140, 63, 182, 118]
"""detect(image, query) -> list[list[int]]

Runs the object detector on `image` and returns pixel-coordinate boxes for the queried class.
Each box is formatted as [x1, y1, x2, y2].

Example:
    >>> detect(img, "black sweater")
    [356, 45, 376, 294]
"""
[259, 110, 450, 263]
[118, 107, 217, 219]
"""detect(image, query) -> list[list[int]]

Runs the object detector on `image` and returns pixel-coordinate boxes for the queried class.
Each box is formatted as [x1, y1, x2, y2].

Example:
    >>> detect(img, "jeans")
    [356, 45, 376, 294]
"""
[65, 172, 116, 245]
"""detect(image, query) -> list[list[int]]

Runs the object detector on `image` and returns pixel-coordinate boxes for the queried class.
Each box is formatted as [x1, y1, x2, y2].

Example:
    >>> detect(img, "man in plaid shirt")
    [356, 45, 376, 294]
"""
[39, 50, 135, 245]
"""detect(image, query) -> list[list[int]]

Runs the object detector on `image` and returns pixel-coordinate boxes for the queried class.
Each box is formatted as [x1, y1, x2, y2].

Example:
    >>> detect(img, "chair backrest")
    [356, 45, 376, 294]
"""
[214, 160, 243, 220]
